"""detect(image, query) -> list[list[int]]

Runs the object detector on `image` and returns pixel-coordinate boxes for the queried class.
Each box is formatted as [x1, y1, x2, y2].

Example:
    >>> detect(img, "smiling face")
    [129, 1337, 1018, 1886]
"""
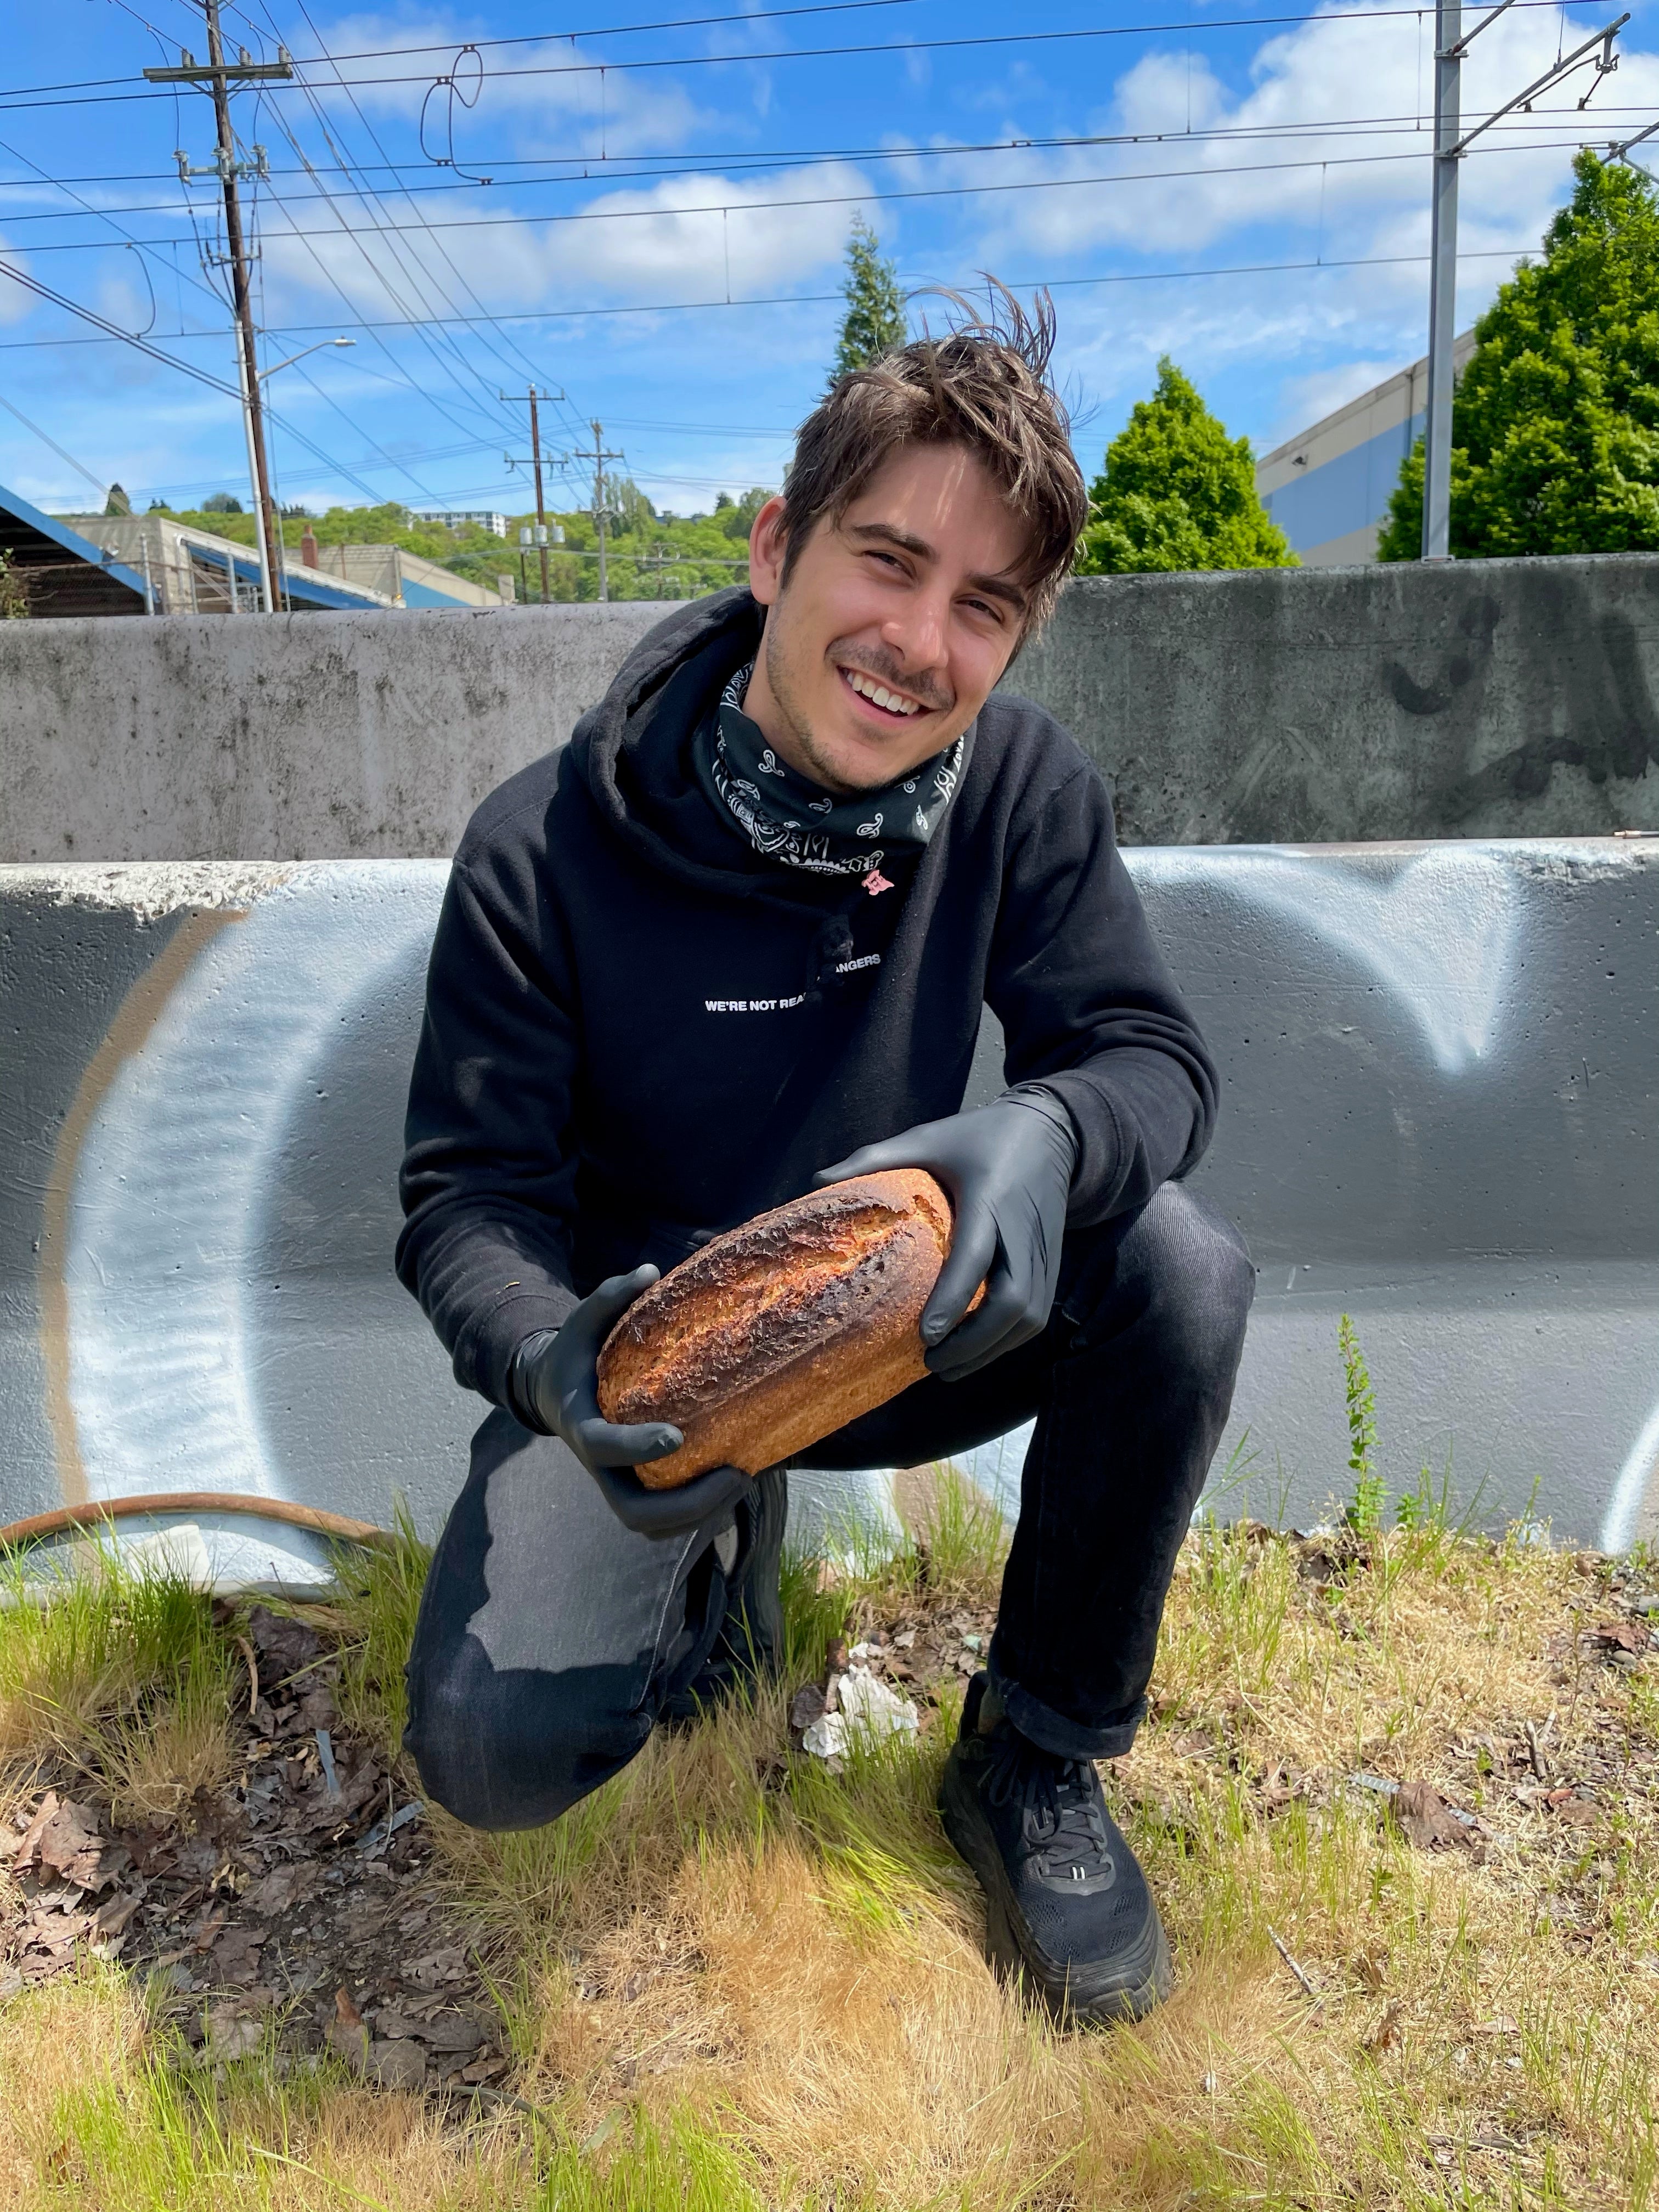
[741, 442, 1032, 795]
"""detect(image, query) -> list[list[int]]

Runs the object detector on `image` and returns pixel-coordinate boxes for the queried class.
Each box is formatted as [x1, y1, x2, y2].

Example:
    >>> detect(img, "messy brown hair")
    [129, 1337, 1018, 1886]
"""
[778, 280, 1087, 638]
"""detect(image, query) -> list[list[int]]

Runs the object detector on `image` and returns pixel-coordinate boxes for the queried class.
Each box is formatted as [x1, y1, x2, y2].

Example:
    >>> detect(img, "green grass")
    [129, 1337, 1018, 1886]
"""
[3, 1466, 1658, 2210]
[0, 1538, 238, 1821]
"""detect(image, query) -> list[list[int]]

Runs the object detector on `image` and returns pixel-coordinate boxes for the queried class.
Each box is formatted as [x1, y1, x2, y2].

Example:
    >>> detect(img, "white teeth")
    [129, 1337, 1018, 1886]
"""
[846, 667, 918, 715]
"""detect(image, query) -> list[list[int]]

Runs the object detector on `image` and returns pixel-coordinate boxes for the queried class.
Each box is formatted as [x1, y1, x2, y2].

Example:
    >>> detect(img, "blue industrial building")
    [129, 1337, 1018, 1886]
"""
[1256, 331, 1477, 565]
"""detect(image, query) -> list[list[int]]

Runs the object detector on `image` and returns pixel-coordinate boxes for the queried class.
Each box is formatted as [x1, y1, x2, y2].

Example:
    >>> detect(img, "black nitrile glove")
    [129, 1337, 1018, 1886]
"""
[508, 1266, 751, 1537]
[813, 1087, 1077, 1381]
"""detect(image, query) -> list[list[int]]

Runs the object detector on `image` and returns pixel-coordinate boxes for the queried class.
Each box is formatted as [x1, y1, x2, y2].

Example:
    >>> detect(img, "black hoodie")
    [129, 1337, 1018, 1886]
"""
[397, 588, 1218, 1409]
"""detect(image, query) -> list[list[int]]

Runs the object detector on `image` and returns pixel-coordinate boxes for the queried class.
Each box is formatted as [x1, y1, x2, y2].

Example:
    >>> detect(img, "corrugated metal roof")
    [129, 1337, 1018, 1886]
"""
[0, 482, 149, 618]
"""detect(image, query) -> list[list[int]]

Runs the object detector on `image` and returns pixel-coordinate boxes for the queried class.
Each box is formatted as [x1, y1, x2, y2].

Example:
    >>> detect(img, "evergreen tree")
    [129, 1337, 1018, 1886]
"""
[1380, 151, 1659, 560]
[1077, 357, 1296, 574]
[831, 217, 906, 383]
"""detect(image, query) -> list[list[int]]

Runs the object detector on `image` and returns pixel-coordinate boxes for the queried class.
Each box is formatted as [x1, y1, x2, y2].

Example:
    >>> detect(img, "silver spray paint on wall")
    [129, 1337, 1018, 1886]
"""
[3, 840, 1655, 1566]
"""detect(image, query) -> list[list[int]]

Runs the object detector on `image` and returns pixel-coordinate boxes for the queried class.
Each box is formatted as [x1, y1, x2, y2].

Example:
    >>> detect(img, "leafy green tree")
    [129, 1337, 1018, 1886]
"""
[830, 216, 906, 383]
[1380, 151, 1659, 560]
[715, 487, 771, 541]
[1077, 358, 1296, 574]
[606, 476, 656, 535]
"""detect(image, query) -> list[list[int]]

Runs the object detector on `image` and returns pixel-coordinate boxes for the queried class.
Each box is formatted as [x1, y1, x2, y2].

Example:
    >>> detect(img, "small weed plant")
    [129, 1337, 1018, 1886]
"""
[1339, 1312, 1386, 1538]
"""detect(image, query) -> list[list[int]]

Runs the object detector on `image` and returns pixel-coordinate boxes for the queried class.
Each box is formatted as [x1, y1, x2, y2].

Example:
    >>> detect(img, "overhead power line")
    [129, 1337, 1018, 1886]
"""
[0, 393, 108, 496]
[0, 246, 392, 505]
[0, 0, 922, 102]
[264, 0, 583, 448]
[2, 103, 1639, 227]
[0, 0, 1605, 112]
[5, 124, 1613, 259]
[0, 251, 242, 391]
[0, 239, 1547, 366]
[5, 97, 1651, 196]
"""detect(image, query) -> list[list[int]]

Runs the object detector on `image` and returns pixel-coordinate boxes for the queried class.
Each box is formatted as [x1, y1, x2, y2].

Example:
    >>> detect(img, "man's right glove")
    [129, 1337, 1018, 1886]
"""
[508, 1266, 751, 1537]
[813, 1086, 1077, 1381]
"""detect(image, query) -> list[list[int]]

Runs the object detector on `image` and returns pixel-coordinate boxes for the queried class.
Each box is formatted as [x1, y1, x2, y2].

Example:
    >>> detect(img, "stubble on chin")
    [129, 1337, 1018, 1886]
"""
[760, 620, 868, 795]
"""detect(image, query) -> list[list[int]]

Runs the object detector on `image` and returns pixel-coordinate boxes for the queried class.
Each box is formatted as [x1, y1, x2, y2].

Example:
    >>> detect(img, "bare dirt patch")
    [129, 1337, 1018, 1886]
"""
[0, 1600, 506, 2096]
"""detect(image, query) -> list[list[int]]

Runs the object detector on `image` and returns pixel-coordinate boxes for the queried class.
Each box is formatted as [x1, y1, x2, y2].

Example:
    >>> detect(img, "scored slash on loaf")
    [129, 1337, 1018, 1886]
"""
[595, 1169, 961, 1489]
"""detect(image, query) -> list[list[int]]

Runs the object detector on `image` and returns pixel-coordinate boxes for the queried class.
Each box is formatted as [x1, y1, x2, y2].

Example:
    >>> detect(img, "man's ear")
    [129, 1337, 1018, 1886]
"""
[746, 494, 791, 607]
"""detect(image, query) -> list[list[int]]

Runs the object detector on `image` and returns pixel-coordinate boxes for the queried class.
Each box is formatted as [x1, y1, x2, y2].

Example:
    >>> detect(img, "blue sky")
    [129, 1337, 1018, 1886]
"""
[1, 0, 1655, 519]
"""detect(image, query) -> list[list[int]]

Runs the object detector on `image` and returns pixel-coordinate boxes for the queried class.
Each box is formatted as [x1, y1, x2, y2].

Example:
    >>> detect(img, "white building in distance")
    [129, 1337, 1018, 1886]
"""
[410, 510, 509, 539]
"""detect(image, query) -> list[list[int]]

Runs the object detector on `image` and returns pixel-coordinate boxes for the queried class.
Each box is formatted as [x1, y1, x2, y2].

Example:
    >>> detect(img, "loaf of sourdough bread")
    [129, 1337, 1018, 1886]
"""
[595, 1169, 956, 1489]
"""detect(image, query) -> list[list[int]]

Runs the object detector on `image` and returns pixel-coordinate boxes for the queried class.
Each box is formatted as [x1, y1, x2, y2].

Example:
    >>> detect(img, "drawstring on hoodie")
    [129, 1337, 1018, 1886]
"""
[803, 900, 860, 1007]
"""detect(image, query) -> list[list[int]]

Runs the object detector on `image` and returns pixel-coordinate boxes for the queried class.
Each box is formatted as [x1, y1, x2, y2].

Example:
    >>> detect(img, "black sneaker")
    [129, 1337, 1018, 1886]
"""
[661, 1464, 788, 1720]
[938, 1672, 1171, 2026]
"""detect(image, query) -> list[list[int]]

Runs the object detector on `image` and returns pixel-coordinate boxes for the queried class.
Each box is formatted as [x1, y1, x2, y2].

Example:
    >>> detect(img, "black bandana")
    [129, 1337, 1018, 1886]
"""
[694, 661, 970, 881]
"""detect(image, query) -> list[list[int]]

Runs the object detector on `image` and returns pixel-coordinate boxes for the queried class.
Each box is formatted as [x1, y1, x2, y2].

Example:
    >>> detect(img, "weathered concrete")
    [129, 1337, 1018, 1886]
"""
[1017, 557, 1659, 844]
[3, 843, 1655, 1563]
[1, 603, 661, 864]
[3, 555, 1657, 861]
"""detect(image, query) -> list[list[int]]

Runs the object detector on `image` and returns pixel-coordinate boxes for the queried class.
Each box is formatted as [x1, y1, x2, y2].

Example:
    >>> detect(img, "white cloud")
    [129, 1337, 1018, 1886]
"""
[0, 234, 35, 327]
[929, 1, 1659, 280]
[889, 0, 1659, 448]
[1264, 357, 1409, 443]
[304, 10, 713, 157]
[259, 161, 876, 321]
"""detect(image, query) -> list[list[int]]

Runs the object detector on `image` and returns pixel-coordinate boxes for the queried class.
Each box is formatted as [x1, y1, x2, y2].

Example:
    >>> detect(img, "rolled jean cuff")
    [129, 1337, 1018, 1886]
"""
[989, 1654, 1146, 1762]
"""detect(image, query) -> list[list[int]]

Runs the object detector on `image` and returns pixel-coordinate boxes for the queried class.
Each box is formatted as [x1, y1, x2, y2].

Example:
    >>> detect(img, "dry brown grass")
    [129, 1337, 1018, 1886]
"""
[1, 1492, 1656, 2209]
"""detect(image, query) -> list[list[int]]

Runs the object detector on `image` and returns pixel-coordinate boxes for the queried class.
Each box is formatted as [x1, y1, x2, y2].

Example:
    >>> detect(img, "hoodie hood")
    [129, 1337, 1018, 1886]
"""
[568, 586, 770, 901]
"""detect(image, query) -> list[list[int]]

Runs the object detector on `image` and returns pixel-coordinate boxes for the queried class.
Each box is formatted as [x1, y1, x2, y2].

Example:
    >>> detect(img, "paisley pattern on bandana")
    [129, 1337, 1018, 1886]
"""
[695, 661, 972, 878]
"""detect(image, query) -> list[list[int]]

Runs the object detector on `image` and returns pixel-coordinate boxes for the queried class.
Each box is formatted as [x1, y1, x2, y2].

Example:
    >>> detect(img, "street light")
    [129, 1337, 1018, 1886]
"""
[257, 336, 355, 385]
[250, 338, 353, 609]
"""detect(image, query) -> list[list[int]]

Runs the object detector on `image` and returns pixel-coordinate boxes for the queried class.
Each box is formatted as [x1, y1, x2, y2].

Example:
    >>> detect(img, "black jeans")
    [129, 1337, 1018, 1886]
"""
[404, 1181, 1255, 1831]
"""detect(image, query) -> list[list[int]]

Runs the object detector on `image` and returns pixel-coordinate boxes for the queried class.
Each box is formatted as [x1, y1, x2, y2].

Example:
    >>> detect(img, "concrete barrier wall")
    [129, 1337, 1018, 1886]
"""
[2, 603, 662, 866]
[4, 842, 1655, 1560]
[3, 554, 1657, 862]
[1019, 556, 1659, 844]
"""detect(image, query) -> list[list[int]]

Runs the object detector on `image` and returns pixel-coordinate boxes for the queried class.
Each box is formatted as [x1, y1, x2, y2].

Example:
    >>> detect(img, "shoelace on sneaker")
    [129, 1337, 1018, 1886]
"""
[982, 1729, 1116, 1881]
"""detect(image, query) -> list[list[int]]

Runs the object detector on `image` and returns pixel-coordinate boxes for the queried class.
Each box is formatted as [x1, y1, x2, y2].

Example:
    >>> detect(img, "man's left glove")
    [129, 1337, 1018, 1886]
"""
[509, 1266, 752, 1537]
[813, 1086, 1078, 1381]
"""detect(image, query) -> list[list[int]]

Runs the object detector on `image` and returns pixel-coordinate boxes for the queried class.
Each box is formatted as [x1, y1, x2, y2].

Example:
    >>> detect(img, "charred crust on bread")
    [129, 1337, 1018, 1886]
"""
[594, 1170, 955, 1482]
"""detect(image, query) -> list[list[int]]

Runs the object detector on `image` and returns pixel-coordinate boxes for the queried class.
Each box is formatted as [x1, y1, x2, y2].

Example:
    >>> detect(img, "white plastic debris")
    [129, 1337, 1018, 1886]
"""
[800, 1664, 920, 1760]
[118, 1523, 217, 1588]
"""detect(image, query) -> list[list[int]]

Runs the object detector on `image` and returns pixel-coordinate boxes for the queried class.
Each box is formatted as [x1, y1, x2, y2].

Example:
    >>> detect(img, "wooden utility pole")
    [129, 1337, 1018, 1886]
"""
[145, 7, 291, 611]
[503, 383, 568, 602]
[529, 387, 549, 602]
[586, 420, 624, 603]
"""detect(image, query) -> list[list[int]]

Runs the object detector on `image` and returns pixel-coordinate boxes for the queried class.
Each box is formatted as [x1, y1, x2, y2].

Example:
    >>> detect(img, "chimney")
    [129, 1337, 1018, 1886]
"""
[300, 524, 320, 569]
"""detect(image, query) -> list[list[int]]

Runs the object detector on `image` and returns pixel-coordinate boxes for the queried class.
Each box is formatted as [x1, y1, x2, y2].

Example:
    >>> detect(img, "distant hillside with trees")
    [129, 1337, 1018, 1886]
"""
[146, 481, 774, 601]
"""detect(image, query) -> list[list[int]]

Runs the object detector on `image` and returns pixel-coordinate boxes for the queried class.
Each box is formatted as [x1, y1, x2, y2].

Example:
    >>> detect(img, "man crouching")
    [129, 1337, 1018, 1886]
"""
[396, 287, 1254, 2027]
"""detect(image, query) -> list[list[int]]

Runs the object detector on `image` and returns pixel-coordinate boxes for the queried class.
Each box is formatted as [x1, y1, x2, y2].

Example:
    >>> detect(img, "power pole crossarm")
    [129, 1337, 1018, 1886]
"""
[1450, 13, 1628, 153]
[144, 46, 294, 82]
[1608, 115, 1659, 176]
